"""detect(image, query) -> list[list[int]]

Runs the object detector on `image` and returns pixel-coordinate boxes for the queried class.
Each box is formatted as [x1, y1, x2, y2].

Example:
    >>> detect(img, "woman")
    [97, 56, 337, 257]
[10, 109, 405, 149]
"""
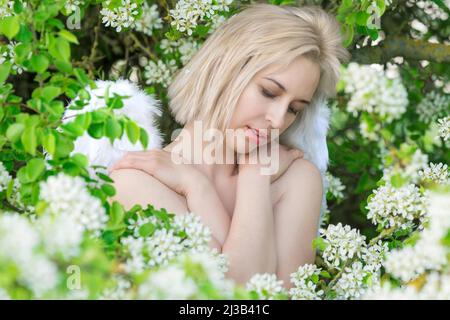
[108, 3, 349, 289]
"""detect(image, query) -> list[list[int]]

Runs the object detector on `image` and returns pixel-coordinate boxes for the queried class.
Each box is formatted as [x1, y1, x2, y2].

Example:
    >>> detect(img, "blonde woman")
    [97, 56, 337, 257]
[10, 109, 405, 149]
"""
[108, 4, 349, 289]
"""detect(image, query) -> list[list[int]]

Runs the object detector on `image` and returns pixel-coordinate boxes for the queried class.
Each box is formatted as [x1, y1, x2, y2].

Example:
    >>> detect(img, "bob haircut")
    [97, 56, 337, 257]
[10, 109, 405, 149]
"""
[167, 3, 350, 136]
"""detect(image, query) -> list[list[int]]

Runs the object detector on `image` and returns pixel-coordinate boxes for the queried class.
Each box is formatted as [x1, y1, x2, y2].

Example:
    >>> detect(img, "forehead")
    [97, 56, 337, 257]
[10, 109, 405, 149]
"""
[255, 57, 320, 96]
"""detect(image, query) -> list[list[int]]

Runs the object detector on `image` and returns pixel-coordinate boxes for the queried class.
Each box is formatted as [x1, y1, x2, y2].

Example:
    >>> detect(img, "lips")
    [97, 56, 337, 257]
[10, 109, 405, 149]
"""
[246, 126, 268, 138]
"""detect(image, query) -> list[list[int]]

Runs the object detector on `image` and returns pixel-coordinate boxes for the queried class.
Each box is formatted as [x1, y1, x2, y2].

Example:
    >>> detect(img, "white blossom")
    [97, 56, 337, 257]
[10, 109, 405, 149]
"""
[333, 261, 366, 299]
[146, 228, 184, 267]
[246, 273, 287, 300]
[99, 276, 133, 300]
[341, 63, 408, 123]
[325, 172, 346, 200]
[169, 0, 233, 36]
[100, 0, 139, 32]
[138, 264, 197, 299]
[133, 2, 163, 36]
[418, 162, 449, 185]
[416, 91, 450, 123]
[366, 183, 428, 230]
[0, 0, 14, 19]
[65, 0, 82, 14]
[319, 223, 366, 269]
[143, 59, 178, 87]
[437, 116, 450, 141]
[36, 213, 83, 258]
[39, 173, 108, 236]
[289, 264, 324, 300]
[173, 212, 212, 250]
[383, 191, 450, 282]
[0, 161, 11, 193]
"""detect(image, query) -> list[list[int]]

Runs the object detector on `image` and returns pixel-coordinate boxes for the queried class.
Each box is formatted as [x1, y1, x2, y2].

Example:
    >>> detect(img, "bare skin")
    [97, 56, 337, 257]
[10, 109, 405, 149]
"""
[109, 56, 323, 289]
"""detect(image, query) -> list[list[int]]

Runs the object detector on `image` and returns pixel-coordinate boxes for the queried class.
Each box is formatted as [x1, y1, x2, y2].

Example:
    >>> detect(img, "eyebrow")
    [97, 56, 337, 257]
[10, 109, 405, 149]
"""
[263, 77, 311, 105]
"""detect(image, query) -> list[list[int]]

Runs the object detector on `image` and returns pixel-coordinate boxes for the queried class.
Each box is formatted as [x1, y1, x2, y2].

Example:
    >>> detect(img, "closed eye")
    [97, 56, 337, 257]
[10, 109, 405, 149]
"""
[260, 87, 300, 115]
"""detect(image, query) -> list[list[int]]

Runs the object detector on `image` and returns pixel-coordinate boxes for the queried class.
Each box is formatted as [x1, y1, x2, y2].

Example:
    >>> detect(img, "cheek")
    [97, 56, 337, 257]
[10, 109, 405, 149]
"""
[230, 88, 267, 126]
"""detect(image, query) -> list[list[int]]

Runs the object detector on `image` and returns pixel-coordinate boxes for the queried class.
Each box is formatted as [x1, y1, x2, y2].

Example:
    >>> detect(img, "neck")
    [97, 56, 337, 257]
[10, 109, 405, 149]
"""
[163, 121, 239, 182]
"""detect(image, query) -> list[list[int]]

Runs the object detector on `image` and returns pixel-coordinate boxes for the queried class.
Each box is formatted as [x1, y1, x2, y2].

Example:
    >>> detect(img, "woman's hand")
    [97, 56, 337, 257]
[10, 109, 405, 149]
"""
[108, 149, 205, 197]
[238, 142, 304, 183]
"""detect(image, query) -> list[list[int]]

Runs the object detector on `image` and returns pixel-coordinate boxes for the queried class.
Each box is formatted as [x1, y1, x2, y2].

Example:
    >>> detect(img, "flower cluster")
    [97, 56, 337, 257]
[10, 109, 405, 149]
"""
[39, 173, 109, 236]
[418, 162, 449, 185]
[133, 2, 163, 36]
[143, 59, 178, 87]
[0, 41, 28, 74]
[383, 191, 450, 282]
[64, 0, 83, 14]
[366, 183, 428, 230]
[319, 223, 367, 269]
[341, 63, 408, 123]
[0, 161, 11, 193]
[325, 172, 346, 201]
[416, 91, 450, 123]
[100, 0, 140, 32]
[381, 147, 429, 184]
[169, 0, 233, 35]
[314, 224, 388, 299]
[437, 116, 450, 141]
[289, 264, 324, 300]
[246, 273, 287, 300]
[0, 213, 59, 297]
[121, 212, 223, 274]
[0, 0, 14, 18]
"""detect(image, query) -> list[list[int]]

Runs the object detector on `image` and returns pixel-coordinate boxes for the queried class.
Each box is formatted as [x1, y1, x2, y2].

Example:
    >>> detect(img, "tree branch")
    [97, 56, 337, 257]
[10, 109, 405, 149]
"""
[351, 36, 450, 64]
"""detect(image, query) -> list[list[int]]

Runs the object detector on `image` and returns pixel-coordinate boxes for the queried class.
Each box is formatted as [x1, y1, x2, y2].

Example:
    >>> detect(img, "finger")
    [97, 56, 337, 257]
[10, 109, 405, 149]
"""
[291, 149, 303, 159]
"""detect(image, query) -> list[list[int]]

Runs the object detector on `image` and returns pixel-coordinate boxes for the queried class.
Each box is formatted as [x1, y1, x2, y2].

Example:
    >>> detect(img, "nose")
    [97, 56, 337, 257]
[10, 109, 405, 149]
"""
[265, 103, 287, 130]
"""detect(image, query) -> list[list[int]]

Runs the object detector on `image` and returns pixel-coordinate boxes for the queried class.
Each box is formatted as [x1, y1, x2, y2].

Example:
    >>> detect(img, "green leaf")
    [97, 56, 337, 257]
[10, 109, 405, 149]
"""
[54, 59, 72, 73]
[138, 222, 156, 237]
[6, 123, 25, 142]
[105, 117, 122, 142]
[97, 172, 114, 183]
[107, 95, 124, 109]
[101, 184, 116, 197]
[342, 23, 354, 47]
[126, 120, 140, 144]
[42, 131, 56, 156]
[0, 62, 12, 83]
[58, 29, 79, 44]
[13, 43, 32, 63]
[87, 123, 104, 139]
[30, 54, 50, 74]
[312, 237, 328, 251]
[26, 158, 45, 182]
[49, 37, 71, 62]
[139, 128, 149, 149]
[41, 86, 61, 102]
[21, 127, 37, 156]
[15, 24, 33, 43]
[62, 121, 84, 137]
[0, 16, 20, 39]
[110, 201, 124, 225]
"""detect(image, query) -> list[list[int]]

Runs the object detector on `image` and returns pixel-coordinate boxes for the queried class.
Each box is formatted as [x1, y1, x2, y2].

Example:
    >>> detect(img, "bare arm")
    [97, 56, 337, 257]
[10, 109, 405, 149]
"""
[184, 177, 231, 246]
[222, 166, 277, 285]
[109, 168, 223, 251]
[274, 159, 323, 289]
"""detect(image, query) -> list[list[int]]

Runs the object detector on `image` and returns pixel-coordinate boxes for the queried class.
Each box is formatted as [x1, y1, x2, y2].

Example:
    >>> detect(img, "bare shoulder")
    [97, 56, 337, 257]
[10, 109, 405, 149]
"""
[278, 158, 322, 194]
[109, 168, 188, 214]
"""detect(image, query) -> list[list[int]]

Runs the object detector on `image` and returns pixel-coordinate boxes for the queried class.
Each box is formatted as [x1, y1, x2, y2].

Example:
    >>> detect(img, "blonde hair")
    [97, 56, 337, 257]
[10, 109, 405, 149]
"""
[167, 3, 350, 133]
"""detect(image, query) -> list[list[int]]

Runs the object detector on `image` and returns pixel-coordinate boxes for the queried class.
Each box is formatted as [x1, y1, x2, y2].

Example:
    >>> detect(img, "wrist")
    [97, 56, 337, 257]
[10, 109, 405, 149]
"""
[238, 165, 271, 182]
[184, 172, 210, 198]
